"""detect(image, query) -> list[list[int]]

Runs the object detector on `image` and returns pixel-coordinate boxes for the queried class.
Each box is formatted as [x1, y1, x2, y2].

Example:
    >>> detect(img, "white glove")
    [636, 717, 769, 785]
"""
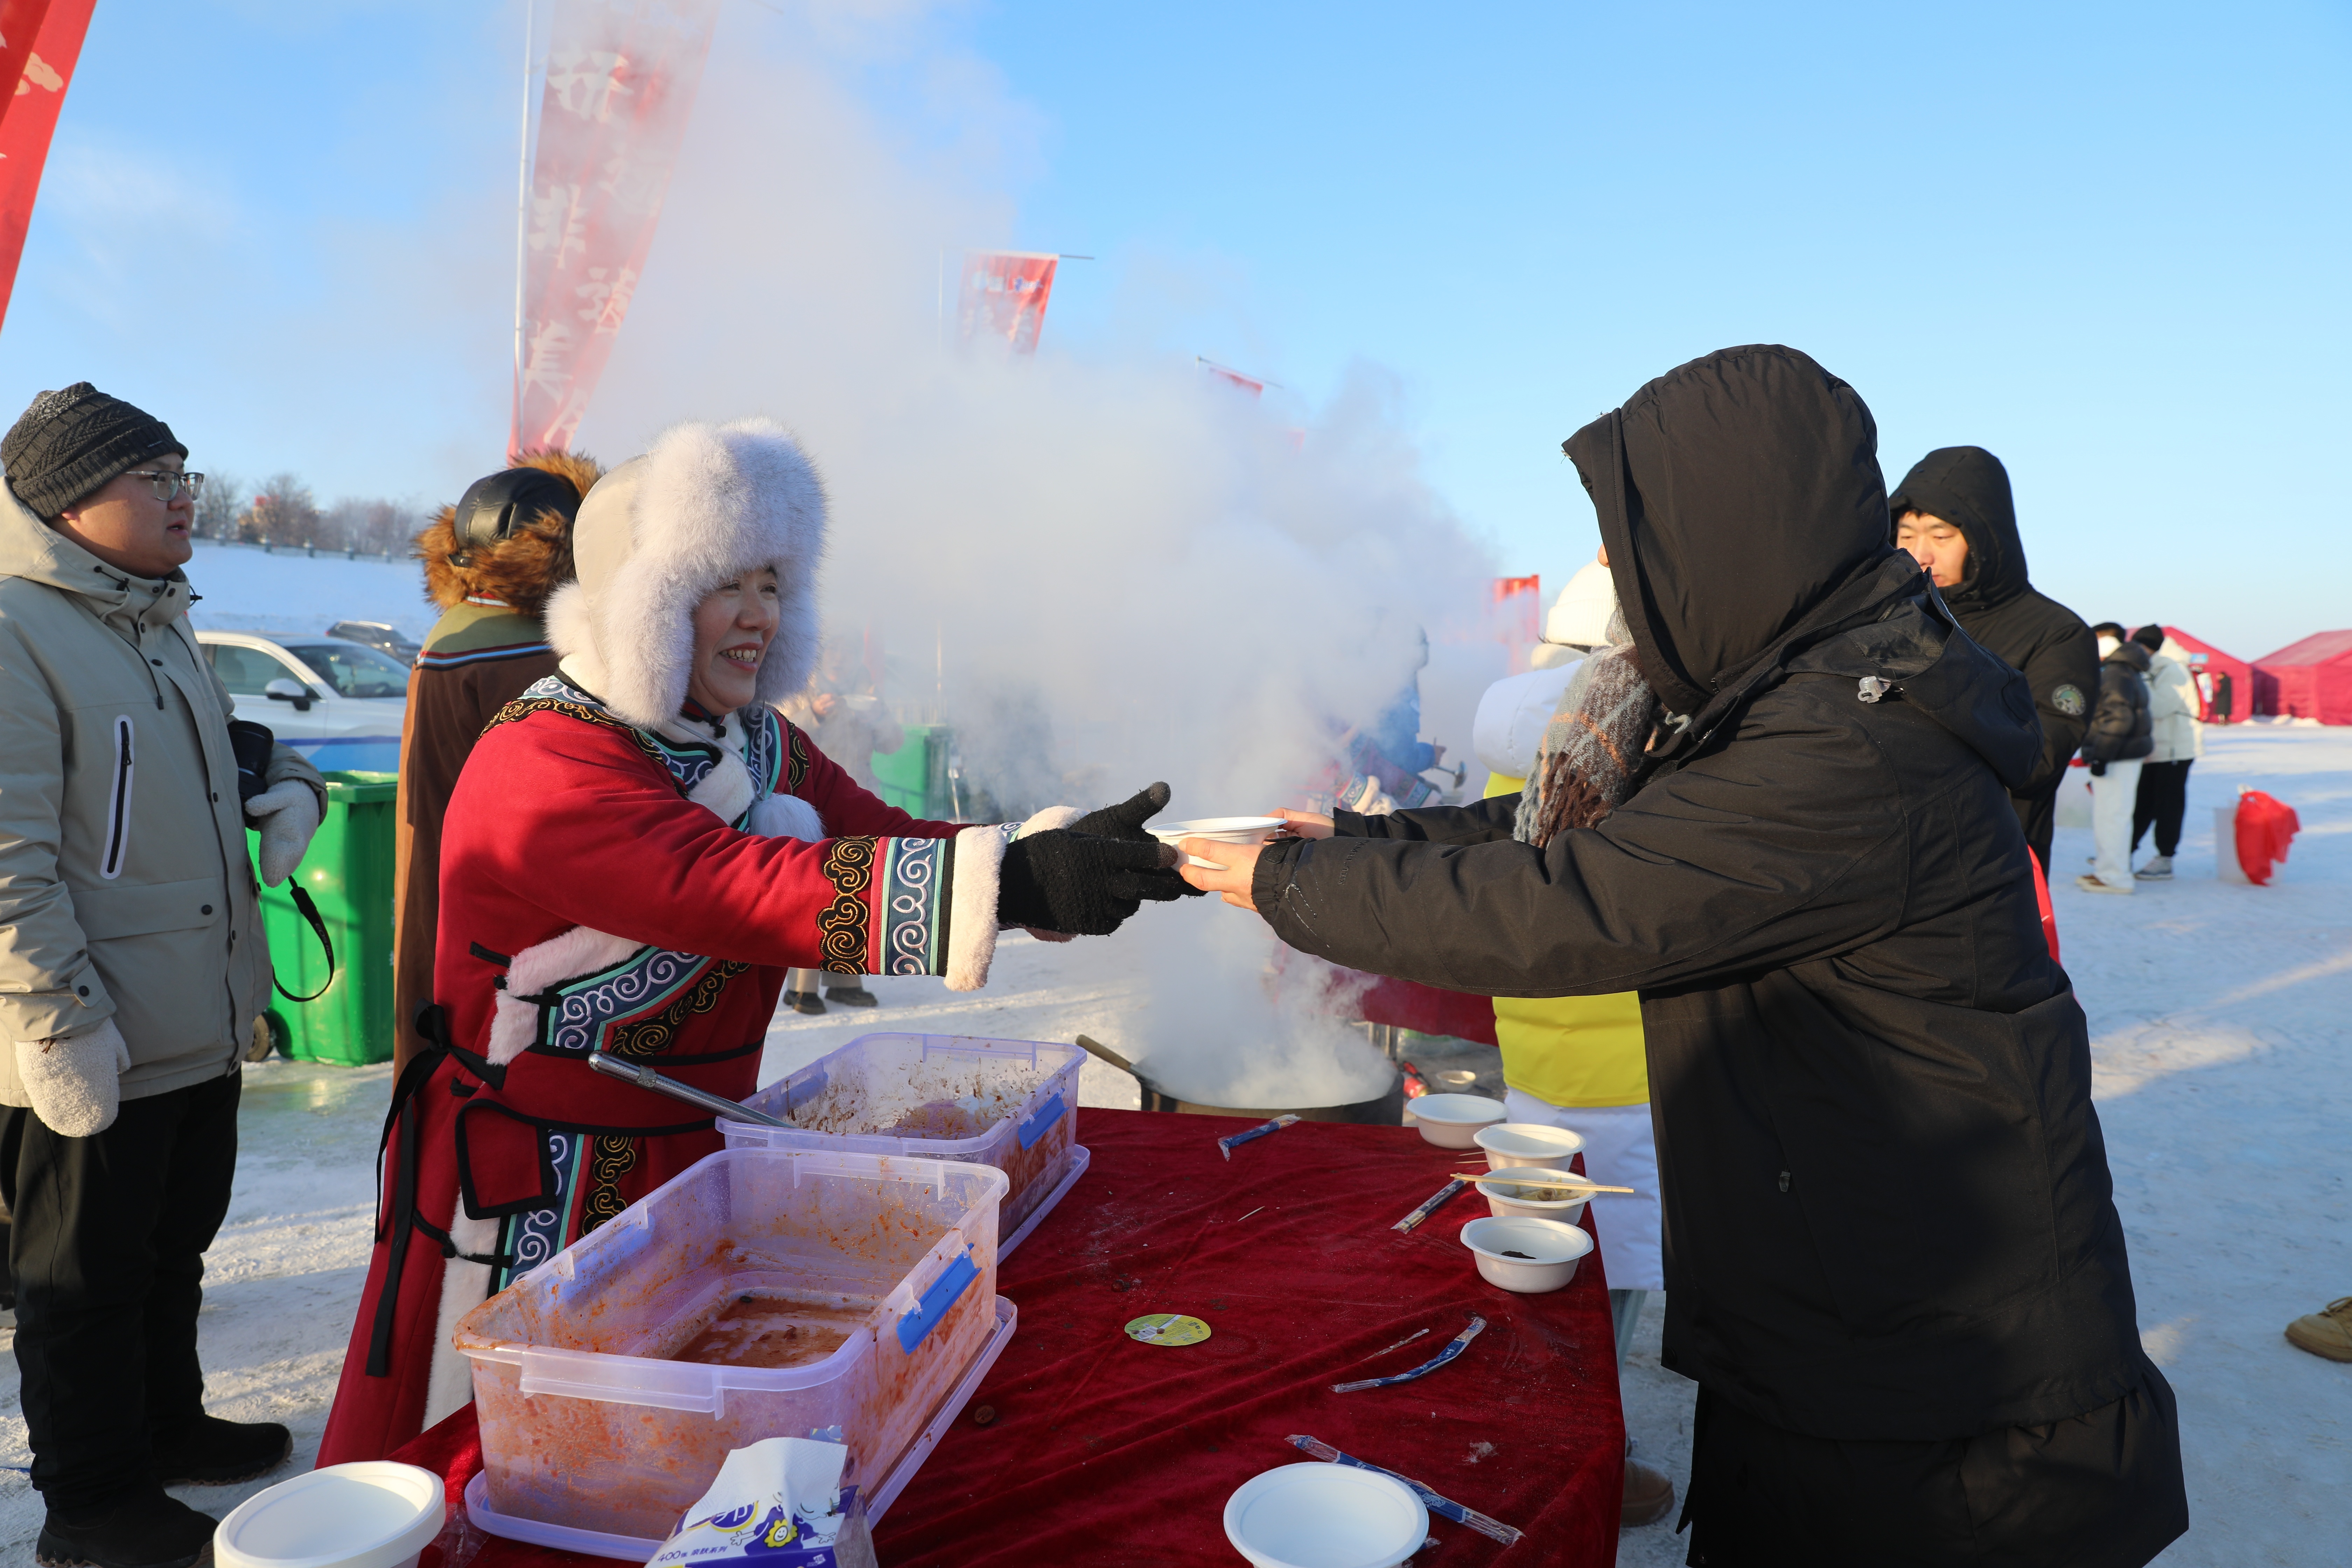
[15, 1018, 132, 1138]
[246, 781, 321, 888]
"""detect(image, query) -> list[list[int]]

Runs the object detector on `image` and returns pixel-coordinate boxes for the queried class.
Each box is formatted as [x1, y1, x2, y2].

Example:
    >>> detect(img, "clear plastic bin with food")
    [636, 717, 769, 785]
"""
[726, 1032, 1085, 1251]
[452, 1147, 1006, 1542]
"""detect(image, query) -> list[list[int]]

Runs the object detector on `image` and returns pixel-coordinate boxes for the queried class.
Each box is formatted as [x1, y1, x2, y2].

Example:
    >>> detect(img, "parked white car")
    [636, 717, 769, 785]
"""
[195, 630, 408, 775]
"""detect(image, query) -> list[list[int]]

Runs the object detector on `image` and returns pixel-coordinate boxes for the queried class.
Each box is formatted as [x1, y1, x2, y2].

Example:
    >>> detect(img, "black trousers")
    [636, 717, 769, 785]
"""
[2, 1071, 240, 1512]
[2132, 759, 2193, 857]
[1680, 1359, 2188, 1568]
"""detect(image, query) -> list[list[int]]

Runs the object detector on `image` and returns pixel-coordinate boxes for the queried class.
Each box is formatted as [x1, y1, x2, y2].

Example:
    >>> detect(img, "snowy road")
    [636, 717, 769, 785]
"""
[1, 727, 2344, 1563]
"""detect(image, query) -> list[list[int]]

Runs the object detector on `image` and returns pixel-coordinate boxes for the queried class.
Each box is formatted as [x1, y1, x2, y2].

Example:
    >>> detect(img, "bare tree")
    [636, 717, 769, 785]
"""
[193, 469, 246, 541]
[239, 473, 323, 549]
[322, 496, 416, 556]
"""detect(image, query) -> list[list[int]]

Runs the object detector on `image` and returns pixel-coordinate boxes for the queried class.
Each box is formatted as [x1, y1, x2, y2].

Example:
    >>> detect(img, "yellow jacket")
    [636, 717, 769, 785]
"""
[1484, 771, 1648, 1107]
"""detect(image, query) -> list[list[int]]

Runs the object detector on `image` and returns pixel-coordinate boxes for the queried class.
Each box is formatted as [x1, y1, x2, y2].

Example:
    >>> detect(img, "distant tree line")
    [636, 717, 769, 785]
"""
[192, 470, 419, 556]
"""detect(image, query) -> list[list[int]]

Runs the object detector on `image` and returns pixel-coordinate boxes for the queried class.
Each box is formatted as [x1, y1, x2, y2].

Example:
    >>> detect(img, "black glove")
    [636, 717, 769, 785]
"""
[2088, 760, 2107, 777]
[1072, 781, 1171, 842]
[998, 830, 1189, 936]
[1071, 782, 1205, 897]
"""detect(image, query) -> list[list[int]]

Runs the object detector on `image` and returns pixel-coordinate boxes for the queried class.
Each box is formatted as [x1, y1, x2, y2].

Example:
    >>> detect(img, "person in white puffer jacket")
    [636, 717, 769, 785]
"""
[2129, 623, 2203, 880]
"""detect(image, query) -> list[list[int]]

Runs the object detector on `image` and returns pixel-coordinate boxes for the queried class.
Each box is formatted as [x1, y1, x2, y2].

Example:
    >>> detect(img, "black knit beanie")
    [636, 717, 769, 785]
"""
[1, 383, 187, 520]
[2132, 623, 2166, 652]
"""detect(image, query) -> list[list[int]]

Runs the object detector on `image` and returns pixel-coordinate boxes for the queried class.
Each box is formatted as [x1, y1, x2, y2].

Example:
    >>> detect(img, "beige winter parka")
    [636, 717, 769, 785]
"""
[0, 489, 323, 1105]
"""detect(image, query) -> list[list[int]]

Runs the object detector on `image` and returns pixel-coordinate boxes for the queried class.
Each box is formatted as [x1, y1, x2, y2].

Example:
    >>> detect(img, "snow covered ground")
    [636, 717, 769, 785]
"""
[179, 537, 437, 643]
[0, 727, 2344, 1563]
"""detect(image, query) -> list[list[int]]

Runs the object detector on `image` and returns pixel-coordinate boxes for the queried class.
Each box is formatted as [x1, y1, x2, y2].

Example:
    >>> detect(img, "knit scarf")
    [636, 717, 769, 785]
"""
[1512, 616, 1663, 849]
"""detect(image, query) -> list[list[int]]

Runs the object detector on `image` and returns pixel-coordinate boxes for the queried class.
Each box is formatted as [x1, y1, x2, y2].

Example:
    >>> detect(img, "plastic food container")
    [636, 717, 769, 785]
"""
[1403, 1093, 1507, 1148]
[1223, 1462, 1428, 1568]
[1473, 1121, 1587, 1169]
[728, 1032, 1083, 1250]
[1460, 1214, 1594, 1293]
[213, 1462, 443, 1568]
[1471, 1166, 1591, 1224]
[453, 1148, 1007, 1544]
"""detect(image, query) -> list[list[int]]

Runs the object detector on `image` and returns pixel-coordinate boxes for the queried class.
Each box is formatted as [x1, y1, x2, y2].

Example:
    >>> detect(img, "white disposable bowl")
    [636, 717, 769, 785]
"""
[1149, 817, 1287, 869]
[215, 1462, 444, 1568]
[1461, 1214, 1594, 1294]
[1475, 1121, 1588, 1170]
[1224, 1462, 1428, 1568]
[1471, 1166, 1592, 1223]
[1148, 816, 1286, 842]
[1403, 1093, 1506, 1148]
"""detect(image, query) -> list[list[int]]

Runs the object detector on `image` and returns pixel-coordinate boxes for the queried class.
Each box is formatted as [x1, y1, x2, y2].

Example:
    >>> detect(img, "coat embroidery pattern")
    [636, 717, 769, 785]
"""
[814, 834, 952, 976]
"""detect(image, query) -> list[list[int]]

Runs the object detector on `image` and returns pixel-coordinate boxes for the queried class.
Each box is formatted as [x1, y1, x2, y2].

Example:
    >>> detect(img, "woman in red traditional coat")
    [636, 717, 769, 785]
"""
[317, 418, 1185, 1464]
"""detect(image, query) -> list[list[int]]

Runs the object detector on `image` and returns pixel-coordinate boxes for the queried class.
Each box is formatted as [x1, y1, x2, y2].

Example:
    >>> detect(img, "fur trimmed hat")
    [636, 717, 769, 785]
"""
[414, 448, 600, 618]
[546, 417, 826, 728]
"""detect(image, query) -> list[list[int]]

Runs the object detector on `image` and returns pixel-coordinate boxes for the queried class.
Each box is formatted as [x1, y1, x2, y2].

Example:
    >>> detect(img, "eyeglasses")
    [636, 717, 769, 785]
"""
[122, 469, 206, 501]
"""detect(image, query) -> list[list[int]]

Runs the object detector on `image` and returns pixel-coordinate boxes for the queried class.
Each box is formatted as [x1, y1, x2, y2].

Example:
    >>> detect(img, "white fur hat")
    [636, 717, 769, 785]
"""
[1543, 559, 1619, 651]
[546, 417, 826, 727]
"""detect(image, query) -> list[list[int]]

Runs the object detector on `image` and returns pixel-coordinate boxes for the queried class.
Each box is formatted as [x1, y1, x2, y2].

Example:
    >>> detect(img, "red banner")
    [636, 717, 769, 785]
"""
[1491, 574, 1541, 672]
[956, 251, 1057, 355]
[0, 0, 96, 335]
[511, 0, 720, 457]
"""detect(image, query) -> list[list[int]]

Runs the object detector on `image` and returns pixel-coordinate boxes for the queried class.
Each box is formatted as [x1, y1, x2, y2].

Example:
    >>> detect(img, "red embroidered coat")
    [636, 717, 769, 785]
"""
[317, 679, 967, 1466]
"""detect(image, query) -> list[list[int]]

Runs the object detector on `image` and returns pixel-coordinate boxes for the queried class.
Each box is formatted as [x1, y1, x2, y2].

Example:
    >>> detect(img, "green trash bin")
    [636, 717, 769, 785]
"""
[870, 724, 958, 819]
[249, 769, 398, 1065]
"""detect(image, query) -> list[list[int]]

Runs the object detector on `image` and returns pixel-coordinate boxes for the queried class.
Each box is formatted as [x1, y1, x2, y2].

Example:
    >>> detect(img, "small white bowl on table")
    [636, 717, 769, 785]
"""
[214, 1462, 444, 1568]
[1473, 1121, 1587, 1169]
[1148, 816, 1286, 869]
[1224, 1461, 1428, 1568]
[1471, 1165, 1591, 1223]
[1402, 1092, 1506, 1148]
[1461, 1214, 1594, 1294]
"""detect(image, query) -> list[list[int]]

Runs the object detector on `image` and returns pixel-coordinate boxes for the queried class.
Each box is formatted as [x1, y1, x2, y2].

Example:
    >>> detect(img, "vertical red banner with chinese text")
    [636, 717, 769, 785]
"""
[1491, 574, 1541, 672]
[0, 0, 97, 335]
[955, 251, 1058, 355]
[512, 0, 720, 457]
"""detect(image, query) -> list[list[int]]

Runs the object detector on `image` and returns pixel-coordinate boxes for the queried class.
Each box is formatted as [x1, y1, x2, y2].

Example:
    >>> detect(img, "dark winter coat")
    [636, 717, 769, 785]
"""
[2081, 640, 2155, 768]
[1890, 447, 2098, 864]
[1254, 347, 2146, 1443]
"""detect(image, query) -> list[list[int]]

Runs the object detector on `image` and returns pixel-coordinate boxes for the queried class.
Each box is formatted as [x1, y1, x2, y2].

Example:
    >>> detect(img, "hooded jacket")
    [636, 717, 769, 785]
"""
[1253, 347, 2144, 1442]
[2082, 639, 2155, 766]
[0, 487, 323, 1101]
[1889, 447, 2098, 859]
[392, 449, 600, 1075]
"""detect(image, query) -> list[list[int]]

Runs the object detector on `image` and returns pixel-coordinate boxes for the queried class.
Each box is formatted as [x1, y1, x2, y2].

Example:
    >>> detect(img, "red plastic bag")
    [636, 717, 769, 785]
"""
[2234, 790, 2301, 886]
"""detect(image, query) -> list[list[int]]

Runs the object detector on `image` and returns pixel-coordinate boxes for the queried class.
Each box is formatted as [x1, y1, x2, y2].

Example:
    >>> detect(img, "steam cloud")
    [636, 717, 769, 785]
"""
[580, 8, 1498, 1106]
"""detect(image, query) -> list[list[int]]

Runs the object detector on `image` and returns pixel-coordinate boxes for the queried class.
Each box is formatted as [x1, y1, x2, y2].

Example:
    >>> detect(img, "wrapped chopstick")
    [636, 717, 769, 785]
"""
[1392, 1176, 1468, 1233]
[1284, 1434, 1522, 1546]
[1218, 1113, 1301, 1160]
[1331, 1316, 1485, 1393]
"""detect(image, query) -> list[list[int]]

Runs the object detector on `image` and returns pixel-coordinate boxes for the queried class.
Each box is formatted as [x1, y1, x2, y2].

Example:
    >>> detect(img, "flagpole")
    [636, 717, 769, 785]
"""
[511, 0, 535, 456]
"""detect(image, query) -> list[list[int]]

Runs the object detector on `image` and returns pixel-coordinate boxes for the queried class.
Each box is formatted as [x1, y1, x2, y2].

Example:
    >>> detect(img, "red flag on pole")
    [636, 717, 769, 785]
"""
[955, 251, 1058, 354]
[0, 0, 97, 335]
[1200, 359, 1264, 398]
[511, 0, 720, 458]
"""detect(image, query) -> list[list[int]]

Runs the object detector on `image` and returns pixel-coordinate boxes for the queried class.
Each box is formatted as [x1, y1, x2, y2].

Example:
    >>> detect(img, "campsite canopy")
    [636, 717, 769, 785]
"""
[2254, 630, 2352, 724]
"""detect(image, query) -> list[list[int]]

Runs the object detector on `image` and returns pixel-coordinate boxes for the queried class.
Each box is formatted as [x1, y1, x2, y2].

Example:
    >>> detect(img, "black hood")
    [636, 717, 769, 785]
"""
[1564, 344, 1897, 719]
[1888, 445, 2027, 612]
[2103, 638, 2151, 674]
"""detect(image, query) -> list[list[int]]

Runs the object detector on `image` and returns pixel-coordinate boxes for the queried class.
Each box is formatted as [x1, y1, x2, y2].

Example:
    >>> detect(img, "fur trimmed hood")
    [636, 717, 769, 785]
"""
[415, 448, 600, 617]
[546, 418, 826, 729]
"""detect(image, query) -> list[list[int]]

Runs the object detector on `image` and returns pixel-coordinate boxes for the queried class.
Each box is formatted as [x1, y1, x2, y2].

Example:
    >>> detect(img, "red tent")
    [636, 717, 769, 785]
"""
[2254, 630, 2352, 724]
[2162, 628, 2255, 723]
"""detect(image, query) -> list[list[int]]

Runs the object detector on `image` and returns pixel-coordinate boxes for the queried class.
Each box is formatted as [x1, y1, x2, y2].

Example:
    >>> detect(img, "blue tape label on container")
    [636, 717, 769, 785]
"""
[896, 1249, 978, 1354]
[1017, 1092, 1065, 1150]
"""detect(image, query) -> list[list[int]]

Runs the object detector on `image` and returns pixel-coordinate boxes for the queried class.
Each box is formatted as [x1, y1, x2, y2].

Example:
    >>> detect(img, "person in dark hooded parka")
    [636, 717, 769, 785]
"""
[1888, 446, 2098, 871]
[1184, 347, 2187, 1565]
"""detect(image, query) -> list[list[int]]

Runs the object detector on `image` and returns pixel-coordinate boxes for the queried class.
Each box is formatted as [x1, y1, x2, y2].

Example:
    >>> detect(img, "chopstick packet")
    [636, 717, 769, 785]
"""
[1331, 1316, 1486, 1393]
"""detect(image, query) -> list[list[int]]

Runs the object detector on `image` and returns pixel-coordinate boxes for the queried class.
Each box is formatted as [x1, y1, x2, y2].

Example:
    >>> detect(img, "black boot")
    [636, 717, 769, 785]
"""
[822, 984, 879, 1008]
[784, 989, 826, 1015]
[37, 1489, 216, 1568]
[149, 1413, 292, 1486]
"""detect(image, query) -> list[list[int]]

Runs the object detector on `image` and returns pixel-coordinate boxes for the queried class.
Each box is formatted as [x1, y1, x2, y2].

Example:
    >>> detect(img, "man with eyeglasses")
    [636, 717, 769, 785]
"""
[0, 383, 323, 1568]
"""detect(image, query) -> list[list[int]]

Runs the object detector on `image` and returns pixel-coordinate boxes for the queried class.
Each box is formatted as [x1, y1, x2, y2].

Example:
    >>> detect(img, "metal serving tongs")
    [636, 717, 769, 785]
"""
[586, 1051, 790, 1127]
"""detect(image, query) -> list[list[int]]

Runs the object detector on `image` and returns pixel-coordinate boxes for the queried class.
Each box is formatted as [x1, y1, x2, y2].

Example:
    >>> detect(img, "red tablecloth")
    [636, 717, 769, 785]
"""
[394, 1108, 1623, 1567]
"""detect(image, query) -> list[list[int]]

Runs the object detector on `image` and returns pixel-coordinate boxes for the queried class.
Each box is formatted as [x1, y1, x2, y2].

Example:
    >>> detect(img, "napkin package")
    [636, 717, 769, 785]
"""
[648, 1437, 877, 1568]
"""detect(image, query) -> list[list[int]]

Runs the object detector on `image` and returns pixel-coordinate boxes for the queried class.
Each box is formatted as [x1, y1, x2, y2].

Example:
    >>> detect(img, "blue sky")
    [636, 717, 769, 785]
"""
[4, 0, 2345, 657]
